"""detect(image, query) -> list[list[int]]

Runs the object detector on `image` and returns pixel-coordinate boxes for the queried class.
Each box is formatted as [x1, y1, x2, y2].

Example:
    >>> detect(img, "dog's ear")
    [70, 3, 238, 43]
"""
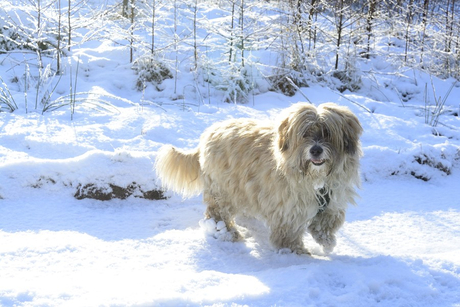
[344, 132, 358, 155]
[320, 103, 362, 155]
[277, 103, 318, 152]
[341, 109, 362, 155]
[277, 117, 290, 151]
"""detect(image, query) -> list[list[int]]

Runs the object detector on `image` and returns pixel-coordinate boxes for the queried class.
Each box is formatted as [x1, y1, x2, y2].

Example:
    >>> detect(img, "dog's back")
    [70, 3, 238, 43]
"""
[155, 118, 274, 199]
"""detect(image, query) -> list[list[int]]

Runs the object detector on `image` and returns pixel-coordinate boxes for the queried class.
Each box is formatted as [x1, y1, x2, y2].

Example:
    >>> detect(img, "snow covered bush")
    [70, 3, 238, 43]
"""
[133, 56, 173, 91]
[0, 26, 22, 53]
[0, 76, 17, 112]
[222, 66, 253, 103]
[269, 72, 299, 97]
[201, 61, 254, 104]
[331, 70, 362, 93]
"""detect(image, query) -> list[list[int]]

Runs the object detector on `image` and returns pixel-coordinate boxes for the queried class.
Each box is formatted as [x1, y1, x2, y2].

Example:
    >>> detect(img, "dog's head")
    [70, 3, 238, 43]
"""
[276, 103, 362, 174]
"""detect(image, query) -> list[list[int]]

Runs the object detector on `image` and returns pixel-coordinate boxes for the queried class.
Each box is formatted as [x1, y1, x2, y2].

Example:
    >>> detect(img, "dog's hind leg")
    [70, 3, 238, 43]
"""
[203, 190, 242, 241]
[308, 208, 345, 253]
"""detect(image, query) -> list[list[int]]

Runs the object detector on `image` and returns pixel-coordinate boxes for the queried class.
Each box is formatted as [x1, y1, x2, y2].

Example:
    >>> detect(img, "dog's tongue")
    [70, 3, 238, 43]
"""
[311, 159, 324, 165]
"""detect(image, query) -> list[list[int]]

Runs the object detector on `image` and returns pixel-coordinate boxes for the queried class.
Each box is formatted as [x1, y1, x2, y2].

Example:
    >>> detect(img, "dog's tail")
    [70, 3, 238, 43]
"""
[155, 145, 203, 198]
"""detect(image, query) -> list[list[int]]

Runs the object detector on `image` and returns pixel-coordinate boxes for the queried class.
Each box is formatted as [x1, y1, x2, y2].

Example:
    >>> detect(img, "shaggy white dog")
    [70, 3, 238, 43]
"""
[155, 102, 362, 255]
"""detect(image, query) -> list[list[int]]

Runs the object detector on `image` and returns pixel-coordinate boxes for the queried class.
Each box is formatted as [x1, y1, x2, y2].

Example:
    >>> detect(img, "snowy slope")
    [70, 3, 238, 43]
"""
[1, 82, 460, 306]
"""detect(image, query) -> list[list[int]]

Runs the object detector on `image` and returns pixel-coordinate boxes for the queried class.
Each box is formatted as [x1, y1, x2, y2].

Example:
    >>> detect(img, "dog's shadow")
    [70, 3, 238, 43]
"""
[192, 220, 460, 305]
[194, 215, 328, 274]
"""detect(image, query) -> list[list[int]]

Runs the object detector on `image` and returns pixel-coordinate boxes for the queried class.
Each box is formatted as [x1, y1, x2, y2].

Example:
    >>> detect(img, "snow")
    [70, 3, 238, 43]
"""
[1, 2, 460, 306]
[1, 84, 459, 306]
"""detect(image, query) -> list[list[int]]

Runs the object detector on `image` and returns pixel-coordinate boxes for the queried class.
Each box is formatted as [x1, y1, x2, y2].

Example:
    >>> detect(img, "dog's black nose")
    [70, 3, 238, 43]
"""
[310, 145, 323, 157]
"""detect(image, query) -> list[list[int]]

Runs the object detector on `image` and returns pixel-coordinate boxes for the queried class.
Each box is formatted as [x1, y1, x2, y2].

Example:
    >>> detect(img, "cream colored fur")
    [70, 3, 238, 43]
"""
[155, 102, 362, 255]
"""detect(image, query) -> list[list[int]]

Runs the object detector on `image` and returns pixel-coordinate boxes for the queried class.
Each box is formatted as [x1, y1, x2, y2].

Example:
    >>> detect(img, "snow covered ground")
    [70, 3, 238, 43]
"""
[1, 74, 460, 306]
[1, 3, 460, 305]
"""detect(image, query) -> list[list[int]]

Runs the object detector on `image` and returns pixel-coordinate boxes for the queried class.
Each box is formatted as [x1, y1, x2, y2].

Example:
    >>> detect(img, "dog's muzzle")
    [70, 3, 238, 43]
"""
[309, 145, 325, 166]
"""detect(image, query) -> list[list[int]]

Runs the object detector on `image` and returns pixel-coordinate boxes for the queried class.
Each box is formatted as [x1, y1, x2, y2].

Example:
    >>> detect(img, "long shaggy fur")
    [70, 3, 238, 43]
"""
[155, 102, 362, 255]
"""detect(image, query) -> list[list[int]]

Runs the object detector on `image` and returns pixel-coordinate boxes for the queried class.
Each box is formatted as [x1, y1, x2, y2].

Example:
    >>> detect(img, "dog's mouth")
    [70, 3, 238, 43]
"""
[310, 159, 325, 166]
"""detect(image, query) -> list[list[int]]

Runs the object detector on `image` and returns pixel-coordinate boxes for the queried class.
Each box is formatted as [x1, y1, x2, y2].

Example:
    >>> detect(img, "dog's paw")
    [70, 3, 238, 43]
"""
[322, 243, 335, 254]
[310, 231, 336, 254]
[310, 229, 337, 254]
[295, 246, 312, 255]
[322, 236, 336, 254]
[277, 248, 293, 255]
[199, 218, 240, 241]
[277, 246, 311, 255]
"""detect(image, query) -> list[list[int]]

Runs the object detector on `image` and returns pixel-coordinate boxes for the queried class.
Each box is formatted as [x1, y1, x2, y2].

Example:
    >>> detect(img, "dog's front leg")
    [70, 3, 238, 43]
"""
[308, 208, 345, 254]
[269, 223, 310, 255]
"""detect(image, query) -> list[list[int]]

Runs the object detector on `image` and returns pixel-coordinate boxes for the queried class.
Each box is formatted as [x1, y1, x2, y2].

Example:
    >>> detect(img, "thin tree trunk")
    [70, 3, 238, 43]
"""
[68, 0, 71, 51]
[335, 0, 344, 70]
[445, 0, 455, 53]
[240, 0, 244, 67]
[122, 0, 129, 18]
[366, 0, 377, 59]
[151, 0, 155, 54]
[404, 0, 414, 63]
[307, 0, 317, 51]
[193, 0, 198, 69]
[173, 0, 178, 94]
[129, 0, 135, 63]
[420, 0, 429, 64]
[229, 0, 235, 63]
[294, 0, 304, 55]
[36, 0, 42, 110]
[57, 0, 61, 73]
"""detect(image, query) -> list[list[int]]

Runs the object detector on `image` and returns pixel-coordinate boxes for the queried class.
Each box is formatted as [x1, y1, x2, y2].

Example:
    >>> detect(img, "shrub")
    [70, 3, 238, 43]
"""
[133, 56, 173, 91]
